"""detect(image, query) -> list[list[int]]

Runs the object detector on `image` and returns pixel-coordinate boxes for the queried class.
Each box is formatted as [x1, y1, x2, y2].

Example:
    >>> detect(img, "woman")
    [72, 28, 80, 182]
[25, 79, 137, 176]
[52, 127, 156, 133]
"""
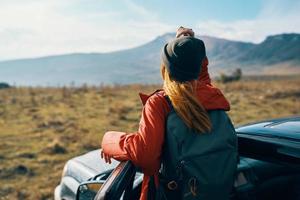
[101, 27, 237, 200]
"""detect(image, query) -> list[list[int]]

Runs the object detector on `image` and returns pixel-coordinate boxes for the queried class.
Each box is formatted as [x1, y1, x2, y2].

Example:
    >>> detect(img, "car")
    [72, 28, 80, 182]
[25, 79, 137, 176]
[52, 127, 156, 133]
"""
[54, 116, 300, 200]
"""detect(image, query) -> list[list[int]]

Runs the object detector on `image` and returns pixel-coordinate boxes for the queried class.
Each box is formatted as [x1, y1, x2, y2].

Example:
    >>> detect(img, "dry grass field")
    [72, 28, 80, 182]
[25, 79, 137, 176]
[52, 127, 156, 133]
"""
[0, 76, 299, 199]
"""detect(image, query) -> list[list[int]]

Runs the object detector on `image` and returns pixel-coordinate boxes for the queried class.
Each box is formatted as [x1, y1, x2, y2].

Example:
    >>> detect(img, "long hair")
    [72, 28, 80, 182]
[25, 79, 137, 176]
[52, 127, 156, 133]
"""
[162, 65, 212, 133]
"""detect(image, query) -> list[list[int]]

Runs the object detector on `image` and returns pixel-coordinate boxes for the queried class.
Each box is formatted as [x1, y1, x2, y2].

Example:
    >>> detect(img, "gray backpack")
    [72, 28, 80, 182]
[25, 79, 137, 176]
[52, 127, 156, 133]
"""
[152, 100, 238, 200]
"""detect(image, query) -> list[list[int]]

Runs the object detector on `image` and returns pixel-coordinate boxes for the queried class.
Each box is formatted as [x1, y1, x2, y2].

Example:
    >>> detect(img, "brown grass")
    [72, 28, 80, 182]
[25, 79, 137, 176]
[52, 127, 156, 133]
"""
[0, 77, 299, 199]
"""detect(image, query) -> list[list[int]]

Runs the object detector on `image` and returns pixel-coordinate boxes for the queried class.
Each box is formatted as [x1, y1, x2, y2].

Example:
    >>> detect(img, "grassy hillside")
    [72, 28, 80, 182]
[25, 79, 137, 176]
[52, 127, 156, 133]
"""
[0, 76, 299, 199]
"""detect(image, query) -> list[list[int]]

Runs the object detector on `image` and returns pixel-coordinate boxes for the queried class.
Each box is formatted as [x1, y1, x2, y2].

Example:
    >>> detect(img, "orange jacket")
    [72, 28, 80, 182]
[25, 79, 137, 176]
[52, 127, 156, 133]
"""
[101, 63, 230, 200]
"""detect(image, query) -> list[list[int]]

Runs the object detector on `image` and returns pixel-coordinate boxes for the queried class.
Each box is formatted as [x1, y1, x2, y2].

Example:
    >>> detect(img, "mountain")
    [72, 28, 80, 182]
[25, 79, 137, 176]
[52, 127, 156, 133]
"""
[0, 33, 299, 86]
[236, 34, 300, 64]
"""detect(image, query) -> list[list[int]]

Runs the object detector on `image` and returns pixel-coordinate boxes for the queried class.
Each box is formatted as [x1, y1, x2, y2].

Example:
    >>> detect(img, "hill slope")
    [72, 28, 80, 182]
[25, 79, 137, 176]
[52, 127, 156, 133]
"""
[0, 33, 299, 86]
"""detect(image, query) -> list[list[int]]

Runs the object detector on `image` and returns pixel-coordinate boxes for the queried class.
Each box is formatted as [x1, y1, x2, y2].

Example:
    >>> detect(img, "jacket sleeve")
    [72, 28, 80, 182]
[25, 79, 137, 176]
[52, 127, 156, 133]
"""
[101, 94, 169, 175]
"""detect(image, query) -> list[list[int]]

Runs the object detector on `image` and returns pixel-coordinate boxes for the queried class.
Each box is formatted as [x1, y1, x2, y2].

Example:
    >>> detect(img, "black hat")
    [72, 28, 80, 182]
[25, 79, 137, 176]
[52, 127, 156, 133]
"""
[161, 36, 206, 82]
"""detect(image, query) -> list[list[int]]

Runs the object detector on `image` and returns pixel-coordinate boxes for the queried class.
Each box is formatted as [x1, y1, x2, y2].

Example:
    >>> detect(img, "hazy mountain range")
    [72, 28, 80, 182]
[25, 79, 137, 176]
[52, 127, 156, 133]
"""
[0, 33, 299, 86]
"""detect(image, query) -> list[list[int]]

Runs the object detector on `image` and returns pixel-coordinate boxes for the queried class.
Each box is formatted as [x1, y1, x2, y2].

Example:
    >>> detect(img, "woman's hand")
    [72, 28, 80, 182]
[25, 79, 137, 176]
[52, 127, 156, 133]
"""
[176, 26, 195, 38]
[101, 150, 112, 164]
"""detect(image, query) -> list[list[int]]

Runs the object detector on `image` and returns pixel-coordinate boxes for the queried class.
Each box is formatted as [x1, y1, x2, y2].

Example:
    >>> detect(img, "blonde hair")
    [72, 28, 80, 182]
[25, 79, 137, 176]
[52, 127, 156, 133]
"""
[162, 65, 212, 133]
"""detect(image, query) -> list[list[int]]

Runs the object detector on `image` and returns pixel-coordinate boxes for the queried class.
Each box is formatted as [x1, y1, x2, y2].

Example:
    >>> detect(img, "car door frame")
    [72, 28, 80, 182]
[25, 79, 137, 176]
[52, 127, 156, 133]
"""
[94, 161, 136, 200]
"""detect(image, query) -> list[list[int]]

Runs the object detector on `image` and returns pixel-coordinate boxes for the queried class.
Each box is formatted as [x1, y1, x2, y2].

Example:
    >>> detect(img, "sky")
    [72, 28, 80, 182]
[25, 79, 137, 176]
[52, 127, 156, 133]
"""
[0, 0, 299, 60]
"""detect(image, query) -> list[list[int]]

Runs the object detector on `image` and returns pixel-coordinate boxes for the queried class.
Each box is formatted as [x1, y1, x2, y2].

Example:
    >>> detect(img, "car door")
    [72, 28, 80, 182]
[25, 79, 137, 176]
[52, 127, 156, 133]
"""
[94, 161, 137, 200]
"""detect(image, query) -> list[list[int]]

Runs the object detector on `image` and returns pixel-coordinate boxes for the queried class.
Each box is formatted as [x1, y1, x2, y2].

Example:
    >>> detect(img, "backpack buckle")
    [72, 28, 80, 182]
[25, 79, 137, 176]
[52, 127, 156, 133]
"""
[167, 180, 178, 190]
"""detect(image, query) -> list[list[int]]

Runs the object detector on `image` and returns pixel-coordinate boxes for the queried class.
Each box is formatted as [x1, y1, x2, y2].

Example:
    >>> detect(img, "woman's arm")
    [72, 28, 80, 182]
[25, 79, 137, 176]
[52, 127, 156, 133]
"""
[101, 93, 170, 175]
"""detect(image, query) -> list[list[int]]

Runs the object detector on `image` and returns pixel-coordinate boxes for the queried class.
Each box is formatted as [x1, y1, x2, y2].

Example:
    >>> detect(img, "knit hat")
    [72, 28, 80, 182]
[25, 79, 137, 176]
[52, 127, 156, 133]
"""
[161, 36, 206, 82]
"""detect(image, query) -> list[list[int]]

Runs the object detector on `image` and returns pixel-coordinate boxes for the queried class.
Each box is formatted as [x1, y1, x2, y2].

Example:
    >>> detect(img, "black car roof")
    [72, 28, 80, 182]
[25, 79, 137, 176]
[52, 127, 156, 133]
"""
[236, 116, 300, 141]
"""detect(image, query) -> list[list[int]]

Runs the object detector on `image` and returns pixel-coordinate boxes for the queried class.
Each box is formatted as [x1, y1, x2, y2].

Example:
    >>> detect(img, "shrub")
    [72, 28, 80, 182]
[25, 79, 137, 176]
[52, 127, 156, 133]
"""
[218, 68, 243, 83]
[0, 82, 10, 89]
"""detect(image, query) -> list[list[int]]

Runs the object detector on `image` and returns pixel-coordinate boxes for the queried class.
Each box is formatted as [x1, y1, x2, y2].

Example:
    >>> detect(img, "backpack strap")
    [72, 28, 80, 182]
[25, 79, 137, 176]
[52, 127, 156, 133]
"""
[164, 95, 173, 110]
[147, 176, 156, 200]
